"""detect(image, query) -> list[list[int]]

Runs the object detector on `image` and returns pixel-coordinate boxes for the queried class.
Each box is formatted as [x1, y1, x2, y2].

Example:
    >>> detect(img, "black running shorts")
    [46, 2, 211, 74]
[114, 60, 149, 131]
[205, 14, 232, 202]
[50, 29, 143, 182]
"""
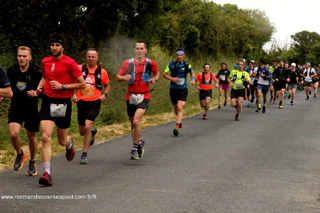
[8, 105, 40, 132]
[199, 89, 212, 101]
[126, 99, 149, 118]
[39, 94, 72, 129]
[230, 89, 245, 99]
[170, 88, 188, 105]
[77, 99, 101, 126]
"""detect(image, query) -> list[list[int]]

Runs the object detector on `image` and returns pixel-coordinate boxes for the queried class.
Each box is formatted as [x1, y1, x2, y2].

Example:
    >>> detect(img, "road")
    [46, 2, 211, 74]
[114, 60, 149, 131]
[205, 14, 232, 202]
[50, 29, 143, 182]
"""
[1, 90, 320, 213]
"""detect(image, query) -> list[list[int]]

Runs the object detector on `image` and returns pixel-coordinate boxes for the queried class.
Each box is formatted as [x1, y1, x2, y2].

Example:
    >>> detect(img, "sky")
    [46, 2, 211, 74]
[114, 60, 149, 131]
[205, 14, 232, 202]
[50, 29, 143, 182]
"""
[212, 0, 320, 50]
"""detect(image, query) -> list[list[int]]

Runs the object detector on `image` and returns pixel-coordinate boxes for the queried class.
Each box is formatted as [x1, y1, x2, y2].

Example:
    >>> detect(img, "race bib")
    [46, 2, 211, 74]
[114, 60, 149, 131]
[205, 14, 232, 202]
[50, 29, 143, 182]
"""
[80, 86, 94, 97]
[175, 78, 185, 86]
[50, 103, 67, 117]
[204, 79, 211, 85]
[219, 75, 226, 81]
[129, 94, 144, 105]
[16, 81, 27, 91]
[236, 82, 243, 89]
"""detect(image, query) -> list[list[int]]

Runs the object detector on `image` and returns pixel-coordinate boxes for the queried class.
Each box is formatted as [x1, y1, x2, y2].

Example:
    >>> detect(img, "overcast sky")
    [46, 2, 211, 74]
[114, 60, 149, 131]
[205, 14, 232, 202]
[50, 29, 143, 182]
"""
[212, 0, 320, 50]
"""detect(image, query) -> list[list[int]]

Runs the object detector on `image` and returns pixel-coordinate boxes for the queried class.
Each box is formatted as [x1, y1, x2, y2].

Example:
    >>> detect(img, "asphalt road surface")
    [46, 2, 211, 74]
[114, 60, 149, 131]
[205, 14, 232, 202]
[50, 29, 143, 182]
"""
[1, 90, 320, 213]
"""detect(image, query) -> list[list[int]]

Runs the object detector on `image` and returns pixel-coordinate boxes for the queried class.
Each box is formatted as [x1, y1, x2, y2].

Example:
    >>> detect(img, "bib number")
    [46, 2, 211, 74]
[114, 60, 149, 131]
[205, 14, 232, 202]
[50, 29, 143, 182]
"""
[16, 81, 27, 91]
[175, 78, 185, 86]
[236, 82, 243, 89]
[129, 94, 144, 105]
[50, 103, 67, 117]
[219, 75, 226, 81]
[80, 86, 94, 97]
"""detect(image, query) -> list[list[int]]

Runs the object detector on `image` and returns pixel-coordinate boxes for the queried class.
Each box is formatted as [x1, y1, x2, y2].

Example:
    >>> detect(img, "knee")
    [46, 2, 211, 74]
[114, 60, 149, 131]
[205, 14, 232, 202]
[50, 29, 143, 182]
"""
[132, 118, 141, 128]
[10, 131, 19, 140]
[42, 133, 51, 144]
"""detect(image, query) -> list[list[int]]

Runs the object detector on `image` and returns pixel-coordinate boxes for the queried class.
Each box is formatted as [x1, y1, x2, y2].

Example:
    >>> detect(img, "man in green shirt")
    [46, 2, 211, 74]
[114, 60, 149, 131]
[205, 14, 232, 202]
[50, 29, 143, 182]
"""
[228, 60, 251, 121]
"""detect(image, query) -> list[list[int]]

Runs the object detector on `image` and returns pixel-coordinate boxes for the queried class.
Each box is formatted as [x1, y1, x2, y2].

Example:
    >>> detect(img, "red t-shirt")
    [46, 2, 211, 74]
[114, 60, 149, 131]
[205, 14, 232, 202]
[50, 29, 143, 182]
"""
[76, 64, 109, 101]
[42, 55, 82, 98]
[196, 72, 217, 90]
[118, 58, 158, 100]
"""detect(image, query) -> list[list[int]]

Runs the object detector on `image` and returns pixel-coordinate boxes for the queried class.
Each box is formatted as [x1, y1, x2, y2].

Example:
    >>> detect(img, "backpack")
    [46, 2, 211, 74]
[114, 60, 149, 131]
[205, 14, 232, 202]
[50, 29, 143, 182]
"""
[202, 72, 212, 85]
[128, 58, 153, 85]
[82, 64, 102, 90]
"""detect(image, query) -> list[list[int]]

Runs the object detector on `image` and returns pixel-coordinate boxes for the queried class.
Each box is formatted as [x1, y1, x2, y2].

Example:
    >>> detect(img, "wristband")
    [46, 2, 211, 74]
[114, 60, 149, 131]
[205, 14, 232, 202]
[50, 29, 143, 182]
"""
[191, 77, 195, 81]
[104, 93, 108, 97]
[62, 84, 66, 90]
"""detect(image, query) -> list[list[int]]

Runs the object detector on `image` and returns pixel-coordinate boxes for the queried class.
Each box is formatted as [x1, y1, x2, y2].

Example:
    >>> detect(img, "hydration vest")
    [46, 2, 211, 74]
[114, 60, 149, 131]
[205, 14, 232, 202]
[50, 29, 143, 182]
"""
[202, 72, 212, 85]
[171, 60, 190, 78]
[128, 58, 153, 85]
[82, 64, 102, 90]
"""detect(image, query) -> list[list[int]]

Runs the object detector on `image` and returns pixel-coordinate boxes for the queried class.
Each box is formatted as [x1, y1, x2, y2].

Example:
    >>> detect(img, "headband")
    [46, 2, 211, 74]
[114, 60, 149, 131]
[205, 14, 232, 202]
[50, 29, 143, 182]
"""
[176, 50, 185, 54]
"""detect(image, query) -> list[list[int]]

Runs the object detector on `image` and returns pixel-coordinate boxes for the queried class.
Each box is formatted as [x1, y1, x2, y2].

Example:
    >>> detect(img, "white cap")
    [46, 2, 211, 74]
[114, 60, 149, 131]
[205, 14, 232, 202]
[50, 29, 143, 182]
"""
[291, 63, 296, 67]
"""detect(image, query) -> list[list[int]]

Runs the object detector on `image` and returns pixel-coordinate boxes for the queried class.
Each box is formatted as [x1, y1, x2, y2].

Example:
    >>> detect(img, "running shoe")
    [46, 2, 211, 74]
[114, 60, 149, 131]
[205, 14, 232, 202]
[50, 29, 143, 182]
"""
[247, 102, 252, 107]
[314, 94, 317, 98]
[130, 149, 139, 160]
[306, 96, 309, 100]
[39, 172, 52, 186]
[66, 138, 75, 161]
[90, 128, 97, 146]
[27, 161, 37, 176]
[203, 113, 207, 120]
[262, 106, 266, 113]
[218, 105, 221, 109]
[288, 95, 291, 99]
[279, 105, 283, 109]
[14, 151, 26, 171]
[255, 107, 261, 112]
[137, 138, 145, 158]
[235, 114, 239, 121]
[291, 101, 293, 105]
[173, 127, 179, 136]
[179, 121, 183, 129]
[80, 156, 88, 164]
[309, 91, 312, 95]
[224, 100, 227, 106]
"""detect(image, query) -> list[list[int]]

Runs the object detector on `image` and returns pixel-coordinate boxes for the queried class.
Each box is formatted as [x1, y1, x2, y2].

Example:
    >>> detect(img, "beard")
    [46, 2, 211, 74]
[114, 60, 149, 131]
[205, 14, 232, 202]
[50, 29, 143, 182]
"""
[52, 50, 63, 58]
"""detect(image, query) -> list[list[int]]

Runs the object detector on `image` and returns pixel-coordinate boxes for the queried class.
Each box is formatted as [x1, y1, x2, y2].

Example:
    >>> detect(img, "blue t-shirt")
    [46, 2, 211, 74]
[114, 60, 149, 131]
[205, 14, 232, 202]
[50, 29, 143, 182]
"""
[164, 60, 193, 89]
[0, 66, 11, 88]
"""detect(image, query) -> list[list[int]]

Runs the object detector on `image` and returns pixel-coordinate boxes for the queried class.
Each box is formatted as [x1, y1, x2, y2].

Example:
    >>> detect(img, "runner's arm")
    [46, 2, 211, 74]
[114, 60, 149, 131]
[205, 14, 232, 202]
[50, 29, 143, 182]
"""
[0, 87, 13, 98]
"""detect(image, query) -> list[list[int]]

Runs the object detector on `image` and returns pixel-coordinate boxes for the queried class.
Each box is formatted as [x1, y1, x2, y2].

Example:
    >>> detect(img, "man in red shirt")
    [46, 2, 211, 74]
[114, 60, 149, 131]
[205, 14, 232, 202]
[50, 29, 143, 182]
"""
[116, 40, 159, 160]
[195, 63, 218, 119]
[73, 48, 110, 164]
[36, 33, 86, 186]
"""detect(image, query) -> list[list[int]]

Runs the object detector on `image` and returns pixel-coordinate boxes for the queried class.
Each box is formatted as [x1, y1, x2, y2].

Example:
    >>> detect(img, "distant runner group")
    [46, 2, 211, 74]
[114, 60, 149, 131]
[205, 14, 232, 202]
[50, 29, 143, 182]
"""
[0, 35, 319, 187]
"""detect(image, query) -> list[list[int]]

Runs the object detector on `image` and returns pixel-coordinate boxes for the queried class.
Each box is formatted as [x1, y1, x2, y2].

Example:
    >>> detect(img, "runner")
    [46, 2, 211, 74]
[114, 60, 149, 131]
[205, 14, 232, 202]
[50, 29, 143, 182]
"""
[7, 46, 42, 176]
[195, 63, 218, 119]
[228, 60, 250, 121]
[269, 60, 277, 103]
[36, 33, 86, 186]
[216, 62, 230, 108]
[73, 48, 110, 164]
[163, 48, 195, 136]
[303, 63, 315, 100]
[116, 40, 159, 159]
[312, 65, 319, 98]
[0, 66, 13, 100]
[247, 60, 257, 107]
[273, 60, 289, 108]
[255, 59, 271, 113]
[288, 63, 299, 105]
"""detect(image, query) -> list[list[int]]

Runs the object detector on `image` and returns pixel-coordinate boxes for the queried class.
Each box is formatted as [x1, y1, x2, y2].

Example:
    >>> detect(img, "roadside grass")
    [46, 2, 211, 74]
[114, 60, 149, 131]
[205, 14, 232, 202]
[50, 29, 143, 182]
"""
[0, 43, 236, 170]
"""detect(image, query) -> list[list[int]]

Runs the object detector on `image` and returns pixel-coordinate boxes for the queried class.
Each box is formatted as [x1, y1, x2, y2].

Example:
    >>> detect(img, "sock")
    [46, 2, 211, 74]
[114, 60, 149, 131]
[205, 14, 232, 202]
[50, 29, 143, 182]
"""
[81, 152, 87, 158]
[66, 139, 73, 150]
[29, 160, 35, 164]
[133, 143, 139, 150]
[279, 101, 282, 105]
[43, 162, 50, 174]
[175, 123, 180, 129]
[18, 150, 24, 157]
[258, 104, 261, 108]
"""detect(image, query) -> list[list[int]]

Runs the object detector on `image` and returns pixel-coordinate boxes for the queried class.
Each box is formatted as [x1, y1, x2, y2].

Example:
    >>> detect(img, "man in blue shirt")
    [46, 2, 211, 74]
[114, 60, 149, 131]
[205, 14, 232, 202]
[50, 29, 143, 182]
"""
[0, 66, 13, 100]
[163, 49, 195, 136]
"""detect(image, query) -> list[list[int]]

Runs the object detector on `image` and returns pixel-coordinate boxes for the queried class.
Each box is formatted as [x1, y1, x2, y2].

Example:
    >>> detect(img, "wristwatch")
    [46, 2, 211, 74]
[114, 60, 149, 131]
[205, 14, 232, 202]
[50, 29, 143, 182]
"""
[62, 84, 66, 90]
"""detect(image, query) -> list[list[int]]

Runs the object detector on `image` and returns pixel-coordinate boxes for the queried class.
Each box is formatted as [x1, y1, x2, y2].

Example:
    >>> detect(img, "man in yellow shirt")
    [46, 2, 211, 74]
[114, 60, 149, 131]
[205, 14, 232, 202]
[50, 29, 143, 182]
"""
[228, 60, 251, 121]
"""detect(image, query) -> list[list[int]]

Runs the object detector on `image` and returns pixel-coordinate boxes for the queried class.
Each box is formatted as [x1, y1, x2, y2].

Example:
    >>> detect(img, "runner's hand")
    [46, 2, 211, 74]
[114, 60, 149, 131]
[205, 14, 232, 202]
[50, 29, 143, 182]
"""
[36, 85, 43, 95]
[49, 80, 62, 90]
[123, 75, 132, 82]
[171, 77, 179, 83]
[0, 97, 3, 103]
[275, 78, 279, 82]
[191, 80, 195, 85]
[100, 94, 106, 102]
[229, 82, 234, 88]
[148, 78, 157, 84]
[72, 94, 79, 103]
[26, 90, 37, 97]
